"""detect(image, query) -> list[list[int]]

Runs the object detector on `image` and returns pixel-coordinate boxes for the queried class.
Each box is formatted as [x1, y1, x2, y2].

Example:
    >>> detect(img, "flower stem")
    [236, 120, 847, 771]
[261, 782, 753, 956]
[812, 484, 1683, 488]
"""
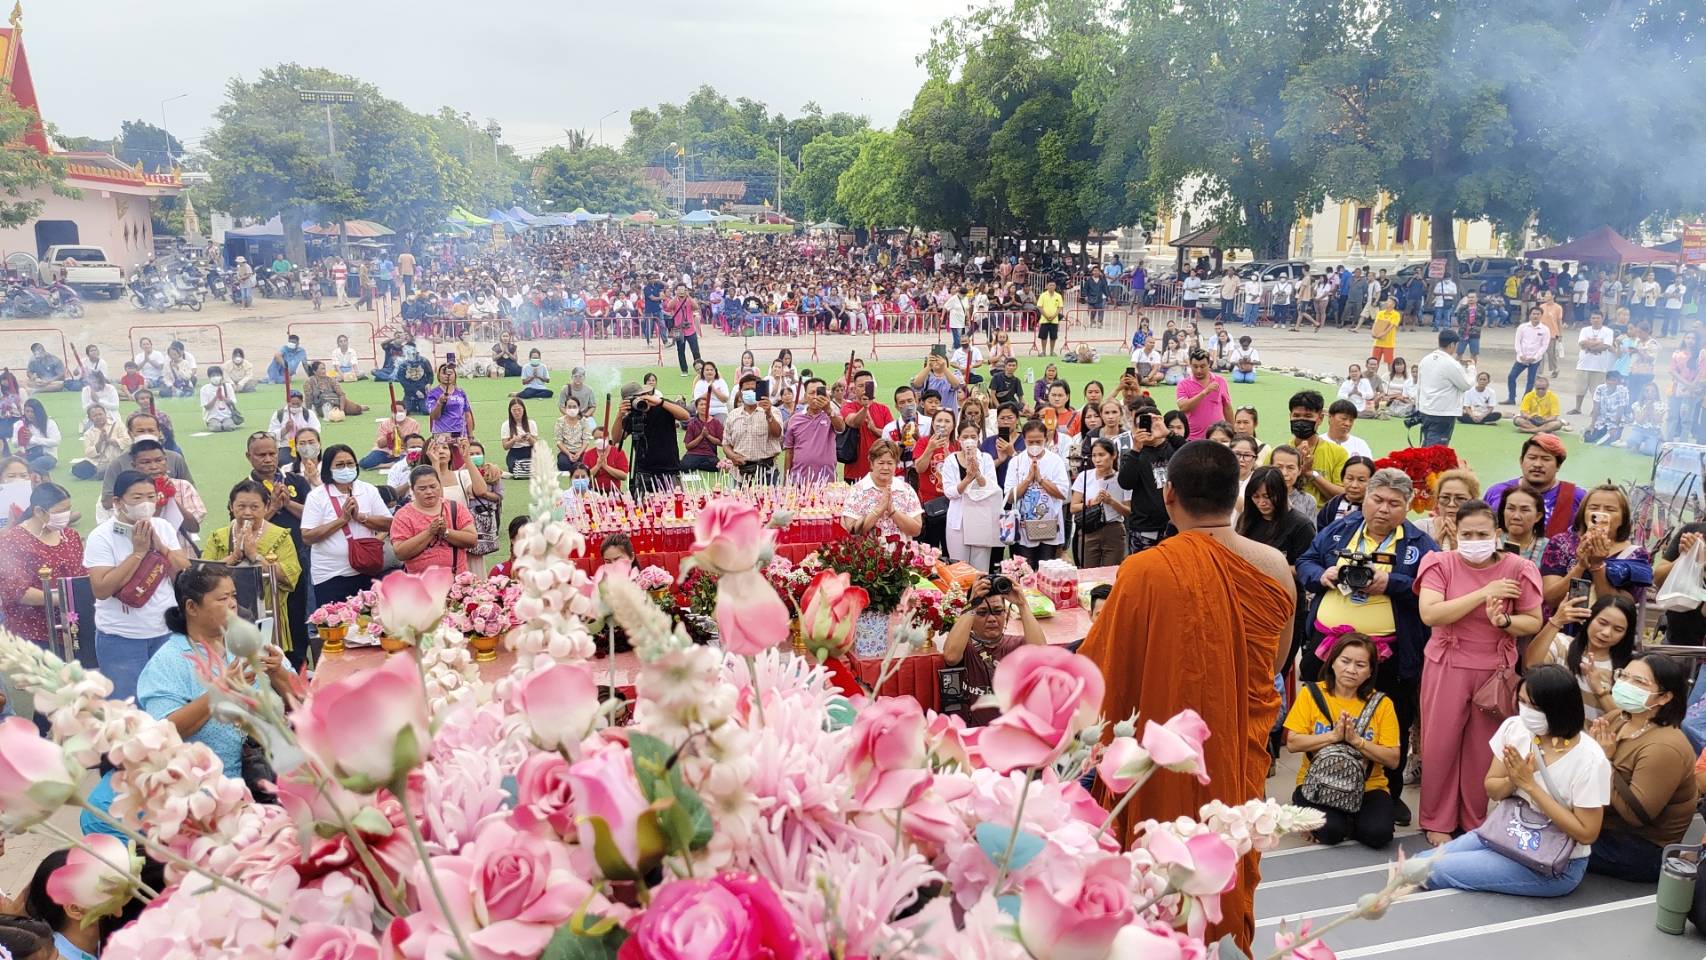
[75, 800, 286, 917]
[315, 777, 406, 918]
[1095, 775, 1150, 839]
[394, 787, 476, 960]
[35, 821, 159, 901]
[990, 768, 1037, 895]
[744, 654, 767, 726]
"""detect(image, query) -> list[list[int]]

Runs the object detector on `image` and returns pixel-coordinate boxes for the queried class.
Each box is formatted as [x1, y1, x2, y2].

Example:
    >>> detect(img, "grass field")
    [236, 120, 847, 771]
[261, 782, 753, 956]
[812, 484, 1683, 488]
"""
[30, 355, 1649, 538]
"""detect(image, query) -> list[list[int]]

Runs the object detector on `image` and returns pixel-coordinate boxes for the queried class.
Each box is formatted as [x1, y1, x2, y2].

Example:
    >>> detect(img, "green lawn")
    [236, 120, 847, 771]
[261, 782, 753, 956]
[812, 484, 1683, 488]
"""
[32, 355, 1648, 538]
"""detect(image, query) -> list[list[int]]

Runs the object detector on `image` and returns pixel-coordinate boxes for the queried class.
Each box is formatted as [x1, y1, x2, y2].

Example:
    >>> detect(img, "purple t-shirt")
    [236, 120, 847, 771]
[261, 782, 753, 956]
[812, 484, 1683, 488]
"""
[1175, 374, 1229, 440]
[783, 409, 836, 482]
[426, 386, 470, 435]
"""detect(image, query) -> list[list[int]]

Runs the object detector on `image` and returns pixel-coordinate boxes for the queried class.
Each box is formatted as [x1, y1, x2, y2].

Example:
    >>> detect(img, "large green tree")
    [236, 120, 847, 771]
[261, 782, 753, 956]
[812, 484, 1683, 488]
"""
[835, 130, 910, 230]
[532, 144, 663, 213]
[204, 64, 461, 262]
[60, 120, 185, 172]
[796, 131, 868, 223]
[0, 93, 68, 228]
[429, 108, 530, 213]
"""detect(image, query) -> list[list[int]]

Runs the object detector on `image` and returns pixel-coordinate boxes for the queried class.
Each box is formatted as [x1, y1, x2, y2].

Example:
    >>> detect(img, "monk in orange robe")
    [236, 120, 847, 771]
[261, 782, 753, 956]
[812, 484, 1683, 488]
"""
[1080, 440, 1295, 953]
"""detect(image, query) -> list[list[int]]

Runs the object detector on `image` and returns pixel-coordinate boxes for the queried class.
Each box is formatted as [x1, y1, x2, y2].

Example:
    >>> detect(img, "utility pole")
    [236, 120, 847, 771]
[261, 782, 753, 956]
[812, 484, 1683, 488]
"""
[159, 94, 187, 169]
[598, 109, 618, 147]
[777, 135, 783, 217]
[485, 119, 502, 167]
[297, 89, 358, 257]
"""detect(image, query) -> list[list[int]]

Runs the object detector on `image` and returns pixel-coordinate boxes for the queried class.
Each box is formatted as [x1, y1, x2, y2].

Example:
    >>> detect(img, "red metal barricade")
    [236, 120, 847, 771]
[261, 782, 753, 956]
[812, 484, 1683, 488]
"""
[287, 318, 380, 369]
[1059, 307, 1137, 356]
[581, 328, 664, 370]
[127, 324, 226, 368]
[0, 328, 71, 377]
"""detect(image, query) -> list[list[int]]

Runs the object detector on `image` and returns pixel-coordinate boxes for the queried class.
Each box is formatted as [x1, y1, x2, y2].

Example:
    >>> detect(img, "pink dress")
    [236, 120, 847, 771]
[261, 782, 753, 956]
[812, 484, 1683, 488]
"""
[1416, 550, 1543, 833]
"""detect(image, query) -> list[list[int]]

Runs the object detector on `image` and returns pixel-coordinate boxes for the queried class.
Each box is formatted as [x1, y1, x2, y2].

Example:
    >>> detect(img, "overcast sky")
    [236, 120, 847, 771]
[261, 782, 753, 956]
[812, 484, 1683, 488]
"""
[24, 0, 964, 156]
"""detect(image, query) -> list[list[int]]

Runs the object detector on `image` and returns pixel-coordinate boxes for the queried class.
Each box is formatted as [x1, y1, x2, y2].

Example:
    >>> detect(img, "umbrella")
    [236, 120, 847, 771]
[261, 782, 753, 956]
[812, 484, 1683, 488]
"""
[448, 206, 493, 227]
[304, 219, 394, 238]
[810, 220, 846, 231]
[507, 206, 542, 225]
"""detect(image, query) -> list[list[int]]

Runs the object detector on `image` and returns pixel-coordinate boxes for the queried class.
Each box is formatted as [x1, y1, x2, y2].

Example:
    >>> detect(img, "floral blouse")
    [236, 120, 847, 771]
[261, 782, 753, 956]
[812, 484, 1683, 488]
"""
[1541, 529, 1653, 603]
[841, 476, 923, 540]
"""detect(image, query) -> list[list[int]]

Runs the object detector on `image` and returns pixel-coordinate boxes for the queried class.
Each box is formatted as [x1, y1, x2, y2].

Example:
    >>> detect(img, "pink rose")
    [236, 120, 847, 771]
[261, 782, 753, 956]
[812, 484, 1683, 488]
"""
[691, 498, 774, 574]
[1141, 710, 1211, 785]
[394, 818, 600, 960]
[47, 833, 143, 922]
[1107, 922, 1202, 960]
[926, 710, 976, 769]
[511, 752, 575, 838]
[567, 742, 662, 878]
[842, 696, 931, 809]
[799, 570, 869, 656]
[294, 653, 433, 793]
[1143, 830, 1238, 938]
[0, 716, 80, 829]
[513, 662, 599, 751]
[979, 646, 1106, 774]
[287, 923, 383, 960]
[1096, 736, 1153, 794]
[373, 567, 453, 639]
[618, 872, 805, 960]
[714, 568, 791, 657]
[1019, 854, 1136, 960]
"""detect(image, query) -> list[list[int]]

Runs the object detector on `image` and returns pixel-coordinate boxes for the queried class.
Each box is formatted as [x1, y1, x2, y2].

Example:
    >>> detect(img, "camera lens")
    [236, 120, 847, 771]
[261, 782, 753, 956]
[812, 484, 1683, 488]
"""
[991, 574, 1013, 596]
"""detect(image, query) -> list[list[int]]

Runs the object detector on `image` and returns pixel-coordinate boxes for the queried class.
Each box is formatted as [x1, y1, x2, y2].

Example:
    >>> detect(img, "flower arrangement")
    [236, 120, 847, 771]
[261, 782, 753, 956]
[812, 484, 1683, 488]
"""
[634, 564, 673, 592]
[817, 531, 938, 613]
[1000, 555, 1039, 590]
[306, 599, 356, 629]
[444, 571, 522, 638]
[0, 464, 1427, 960]
[1375, 445, 1462, 513]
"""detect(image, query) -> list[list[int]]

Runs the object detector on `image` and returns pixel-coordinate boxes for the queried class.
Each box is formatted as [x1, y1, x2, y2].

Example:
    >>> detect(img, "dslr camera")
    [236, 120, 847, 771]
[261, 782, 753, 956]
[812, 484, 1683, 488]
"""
[988, 574, 1014, 597]
[1334, 548, 1395, 592]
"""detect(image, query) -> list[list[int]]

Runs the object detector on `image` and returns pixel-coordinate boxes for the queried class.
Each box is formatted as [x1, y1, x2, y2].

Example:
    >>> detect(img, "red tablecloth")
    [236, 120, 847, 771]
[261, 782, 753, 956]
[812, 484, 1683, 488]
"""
[850, 565, 1121, 712]
[570, 540, 829, 576]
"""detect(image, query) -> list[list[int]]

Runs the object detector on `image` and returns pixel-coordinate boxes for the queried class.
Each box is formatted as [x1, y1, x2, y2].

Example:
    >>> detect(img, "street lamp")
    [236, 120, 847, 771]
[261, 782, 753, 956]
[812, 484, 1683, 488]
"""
[667, 141, 689, 214]
[598, 109, 618, 146]
[159, 94, 187, 168]
[296, 88, 359, 255]
[485, 118, 502, 166]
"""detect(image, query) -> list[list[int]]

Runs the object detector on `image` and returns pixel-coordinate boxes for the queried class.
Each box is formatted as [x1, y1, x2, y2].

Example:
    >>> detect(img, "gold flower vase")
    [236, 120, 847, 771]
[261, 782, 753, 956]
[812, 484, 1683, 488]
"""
[319, 623, 348, 656]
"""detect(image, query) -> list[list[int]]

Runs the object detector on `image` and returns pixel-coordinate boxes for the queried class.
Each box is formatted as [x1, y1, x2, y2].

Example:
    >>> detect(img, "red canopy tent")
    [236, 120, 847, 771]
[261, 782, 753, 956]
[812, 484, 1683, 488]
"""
[1523, 225, 1680, 266]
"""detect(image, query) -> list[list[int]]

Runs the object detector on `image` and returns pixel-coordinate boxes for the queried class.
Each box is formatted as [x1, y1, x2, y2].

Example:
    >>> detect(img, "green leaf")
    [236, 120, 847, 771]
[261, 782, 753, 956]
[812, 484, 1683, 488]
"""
[582, 815, 639, 881]
[541, 921, 629, 960]
[627, 732, 675, 803]
[628, 732, 714, 852]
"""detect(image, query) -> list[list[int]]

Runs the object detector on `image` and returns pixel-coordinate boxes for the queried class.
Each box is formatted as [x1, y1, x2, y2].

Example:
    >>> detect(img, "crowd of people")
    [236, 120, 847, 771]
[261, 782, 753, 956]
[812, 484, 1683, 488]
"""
[2, 228, 1703, 949]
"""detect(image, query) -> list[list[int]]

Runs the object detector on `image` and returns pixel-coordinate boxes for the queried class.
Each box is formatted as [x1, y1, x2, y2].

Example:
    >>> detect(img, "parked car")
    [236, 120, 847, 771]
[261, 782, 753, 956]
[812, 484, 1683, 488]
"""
[1392, 256, 1520, 295]
[1236, 259, 1312, 300]
[41, 244, 125, 299]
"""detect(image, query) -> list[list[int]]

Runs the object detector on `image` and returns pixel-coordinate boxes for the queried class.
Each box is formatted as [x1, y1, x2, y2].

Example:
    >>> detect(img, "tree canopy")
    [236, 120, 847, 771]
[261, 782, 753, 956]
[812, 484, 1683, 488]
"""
[532, 144, 662, 214]
[0, 92, 68, 229]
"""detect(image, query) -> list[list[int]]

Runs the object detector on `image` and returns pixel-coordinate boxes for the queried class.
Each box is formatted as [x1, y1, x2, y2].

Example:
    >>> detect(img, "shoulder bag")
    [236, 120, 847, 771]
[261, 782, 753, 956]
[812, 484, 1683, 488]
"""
[1298, 683, 1386, 813]
[1076, 472, 1107, 534]
[328, 489, 384, 575]
[1471, 638, 1521, 719]
[1475, 743, 1577, 878]
[835, 416, 862, 466]
[115, 537, 171, 608]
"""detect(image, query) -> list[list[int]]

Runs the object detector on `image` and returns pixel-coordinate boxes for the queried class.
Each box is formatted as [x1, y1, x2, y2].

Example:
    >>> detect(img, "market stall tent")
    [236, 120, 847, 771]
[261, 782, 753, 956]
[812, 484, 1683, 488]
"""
[1523, 225, 1679, 266]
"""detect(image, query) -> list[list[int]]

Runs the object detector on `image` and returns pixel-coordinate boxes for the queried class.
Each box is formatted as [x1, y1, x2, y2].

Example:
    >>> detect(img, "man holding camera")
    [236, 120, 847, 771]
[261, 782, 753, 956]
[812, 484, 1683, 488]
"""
[613, 381, 689, 495]
[1296, 467, 1438, 827]
[1116, 400, 1185, 553]
[942, 574, 1047, 715]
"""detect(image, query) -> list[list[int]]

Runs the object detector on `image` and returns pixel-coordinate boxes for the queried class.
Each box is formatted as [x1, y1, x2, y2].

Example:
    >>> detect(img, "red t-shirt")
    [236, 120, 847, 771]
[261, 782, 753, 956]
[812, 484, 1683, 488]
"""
[582, 447, 631, 492]
[912, 436, 949, 501]
[838, 400, 894, 481]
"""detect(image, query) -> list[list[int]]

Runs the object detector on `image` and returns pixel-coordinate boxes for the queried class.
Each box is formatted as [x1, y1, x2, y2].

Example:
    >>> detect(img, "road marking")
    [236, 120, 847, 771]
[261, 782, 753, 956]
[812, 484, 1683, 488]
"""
[1261, 831, 1420, 859]
[1333, 895, 1657, 957]
[1256, 888, 1460, 927]
[1261, 861, 1396, 888]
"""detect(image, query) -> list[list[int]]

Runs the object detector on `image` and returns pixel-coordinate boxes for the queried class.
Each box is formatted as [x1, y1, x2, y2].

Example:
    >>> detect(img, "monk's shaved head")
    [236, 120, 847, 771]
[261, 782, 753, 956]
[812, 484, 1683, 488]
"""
[1165, 440, 1240, 518]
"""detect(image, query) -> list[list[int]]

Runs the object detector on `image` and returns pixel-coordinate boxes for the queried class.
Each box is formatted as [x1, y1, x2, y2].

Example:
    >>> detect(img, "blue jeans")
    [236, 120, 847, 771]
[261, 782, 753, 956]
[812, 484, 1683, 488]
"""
[95, 630, 172, 703]
[1418, 831, 1587, 897]
[1233, 370, 1256, 383]
[1241, 301, 1259, 327]
[1432, 306, 1453, 330]
[358, 448, 397, 470]
[1420, 413, 1456, 448]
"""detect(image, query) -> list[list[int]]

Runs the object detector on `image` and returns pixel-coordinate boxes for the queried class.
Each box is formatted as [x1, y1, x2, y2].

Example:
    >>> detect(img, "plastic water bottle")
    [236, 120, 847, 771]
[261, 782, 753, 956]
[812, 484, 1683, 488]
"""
[1026, 367, 1035, 387]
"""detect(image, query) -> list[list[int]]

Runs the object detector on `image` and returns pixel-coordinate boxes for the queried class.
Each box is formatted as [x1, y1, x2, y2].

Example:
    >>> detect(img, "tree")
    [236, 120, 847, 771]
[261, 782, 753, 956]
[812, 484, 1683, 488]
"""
[0, 92, 69, 228]
[836, 130, 910, 230]
[796, 131, 867, 222]
[204, 64, 460, 263]
[429, 107, 529, 213]
[532, 145, 663, 214]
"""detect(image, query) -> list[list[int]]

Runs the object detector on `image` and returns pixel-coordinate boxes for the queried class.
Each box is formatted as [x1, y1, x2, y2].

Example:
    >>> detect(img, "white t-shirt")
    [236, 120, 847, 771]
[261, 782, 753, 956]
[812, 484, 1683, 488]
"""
[1665, 283, 1686, 310]
[1432, 279, 1458, 308]
[1229, 344, 1260, 367]
[333, 347, 360, 372]
[692, 379, 730, 418]
[950, 346, 984, 372]
[1241, 278, 1262, 302]
[1571, 277, 1589, 304]
[500, 418, 539, 444]
[1131, 346, 1162, 368]
[200, 382, 237, 420]
[83, 517, 182, 638]
[1576, 326, 1616, 373]
[1490, 716, 1611, 858]
[1417, 350, 1471, 416]
[301, 481, 392, 584]
[1074, 470, 1131, 513]
[135, 350, 167, 381]
[1182, 276, 1202, 302]
[1463, 385, 1498, 415]
[946, 295, 967, 330]
[1337, 378, 1375, 406]
[1332, 432, 1374, 460]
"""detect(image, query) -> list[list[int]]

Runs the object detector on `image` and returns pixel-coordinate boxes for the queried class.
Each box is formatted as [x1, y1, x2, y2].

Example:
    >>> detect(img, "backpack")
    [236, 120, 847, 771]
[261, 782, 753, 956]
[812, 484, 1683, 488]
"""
[1298, 683, 1386, 813]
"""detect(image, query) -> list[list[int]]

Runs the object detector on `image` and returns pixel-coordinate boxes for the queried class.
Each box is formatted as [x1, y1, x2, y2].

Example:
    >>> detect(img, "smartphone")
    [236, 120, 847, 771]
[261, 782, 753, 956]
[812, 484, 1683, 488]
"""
[1139, 413, 1157, 432]
[447, 351, 457, 364]
[998, 425, 1012, 442]
[1568, 577, 1593, 605]
[753, 379, 769, 401]
[113, 519, 134, 539]
[1502, 542, 1521, 555]
[256, 617, 276, 641]
[863, 380, 875, 400]
[1125, 366, 1137, 378]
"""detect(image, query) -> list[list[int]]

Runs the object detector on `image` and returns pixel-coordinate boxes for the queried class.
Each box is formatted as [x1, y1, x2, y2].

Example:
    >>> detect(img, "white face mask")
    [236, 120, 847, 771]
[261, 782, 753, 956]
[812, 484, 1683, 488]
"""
[1029, 445, 1044, 458]
[1457, 539, 1498, 564]
[45, 509, 72, 530]
[126, 501, 156, 521]
[1518, 704, 1549, 737]
[595, 438, 608, 450]
[393, 411, 406, 423]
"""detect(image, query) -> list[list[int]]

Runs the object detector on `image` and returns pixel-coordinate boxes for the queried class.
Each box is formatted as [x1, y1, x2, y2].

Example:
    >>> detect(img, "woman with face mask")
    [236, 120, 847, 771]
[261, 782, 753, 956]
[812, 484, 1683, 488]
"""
[555, 398, 594, 472]
[1523, 594, 1637, 722]
[1579, 653, 1698, 882]
[288, 428, 324, 489]
[267, 390, 321, 454]
[1415, 500, 1545, 846]
[942, 419, 1004, 572]
[300, 444, 393, 607]
[81, 470, 193, 702]
[0, 483, 86, 656]
[1414, 663, 1610, 898]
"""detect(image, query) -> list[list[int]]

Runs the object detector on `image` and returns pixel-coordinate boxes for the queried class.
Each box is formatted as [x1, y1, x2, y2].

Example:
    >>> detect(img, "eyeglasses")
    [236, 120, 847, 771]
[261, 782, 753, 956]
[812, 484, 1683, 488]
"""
[1234, 452, 1257, 461]
[1612, 669, 1657, 690]
[1437, 493, 1471, 506]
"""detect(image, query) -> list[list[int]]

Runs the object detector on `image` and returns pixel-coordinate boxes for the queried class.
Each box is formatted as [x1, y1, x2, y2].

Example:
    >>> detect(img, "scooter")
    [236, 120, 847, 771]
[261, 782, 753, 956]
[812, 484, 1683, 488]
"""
[161, 275, 204, 312]
[128, 272, 170, 312]
[1, 278, 53, 318]
[46, 280, 84, 318]
[203, 267, 229, 302]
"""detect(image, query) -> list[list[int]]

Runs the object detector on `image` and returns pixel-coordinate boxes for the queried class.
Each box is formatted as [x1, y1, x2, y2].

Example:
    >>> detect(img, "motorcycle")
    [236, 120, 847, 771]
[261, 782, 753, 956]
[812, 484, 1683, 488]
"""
[1, 279, 53, 318]
[47, 280, 84, 318]
[203, 267, 229, 302]
[128, 272, 170, 312]
[161, 274, 204, 312]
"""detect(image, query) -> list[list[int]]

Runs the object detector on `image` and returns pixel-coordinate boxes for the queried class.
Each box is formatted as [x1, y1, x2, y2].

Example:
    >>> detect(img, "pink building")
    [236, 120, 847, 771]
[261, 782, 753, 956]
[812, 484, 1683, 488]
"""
[0, 9, 181, 271]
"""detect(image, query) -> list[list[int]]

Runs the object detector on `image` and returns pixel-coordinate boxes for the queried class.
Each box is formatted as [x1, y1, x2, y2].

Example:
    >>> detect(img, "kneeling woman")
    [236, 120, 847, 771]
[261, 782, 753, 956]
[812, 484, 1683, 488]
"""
[1584, 652, 1698, 882]
[1417, 664, 1611, 897]
[1283, 632, 1400, 848]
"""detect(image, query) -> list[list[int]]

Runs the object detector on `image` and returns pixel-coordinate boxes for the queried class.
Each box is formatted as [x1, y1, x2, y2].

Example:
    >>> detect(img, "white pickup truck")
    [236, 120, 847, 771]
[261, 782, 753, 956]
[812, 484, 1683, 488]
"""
[41, 244, 126, 298]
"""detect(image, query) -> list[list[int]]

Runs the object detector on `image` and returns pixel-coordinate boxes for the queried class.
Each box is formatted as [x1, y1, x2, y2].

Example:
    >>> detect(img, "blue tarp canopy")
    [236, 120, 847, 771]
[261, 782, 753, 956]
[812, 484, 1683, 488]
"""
[507, 206, 542, 225]
[680, 210, 719, 224]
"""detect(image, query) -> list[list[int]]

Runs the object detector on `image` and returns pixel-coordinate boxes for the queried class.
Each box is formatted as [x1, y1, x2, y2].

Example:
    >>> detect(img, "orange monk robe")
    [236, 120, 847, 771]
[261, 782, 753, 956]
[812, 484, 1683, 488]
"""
[1079, 530, 1293, 953]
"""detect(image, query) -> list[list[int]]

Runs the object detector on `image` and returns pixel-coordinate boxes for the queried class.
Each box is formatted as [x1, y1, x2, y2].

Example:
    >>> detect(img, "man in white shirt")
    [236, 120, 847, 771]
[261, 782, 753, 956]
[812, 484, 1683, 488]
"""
[1459, 370, 1502, 425]
[1507, 307, 1552, 404]
[1663, 278, 1687, 337]
[950, 339, 985, 384]
[1430, 277, 1459, 332]
[1571, 272, 1590, 324]
[1336, 363, 1376, 412]
[1325, 398, 1375, 459]
[199, 366, 240, 431]
[1218, 270, 1240, 321]
[945, 286, 969, 349]
[1569, 310, 1617, 416]
[1271, 276, 1295, 329]
[1417, 329, 1472, 446]
[1239, 275, 1263, 327]
[1182, 270, 1203, 317]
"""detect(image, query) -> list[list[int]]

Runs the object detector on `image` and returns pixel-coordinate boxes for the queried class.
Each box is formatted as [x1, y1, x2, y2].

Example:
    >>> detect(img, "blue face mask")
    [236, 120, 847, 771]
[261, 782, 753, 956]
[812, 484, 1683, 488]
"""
[742, 390, 758, 406]
[331, 466, 358, 485]
[572, 477, 591, 493]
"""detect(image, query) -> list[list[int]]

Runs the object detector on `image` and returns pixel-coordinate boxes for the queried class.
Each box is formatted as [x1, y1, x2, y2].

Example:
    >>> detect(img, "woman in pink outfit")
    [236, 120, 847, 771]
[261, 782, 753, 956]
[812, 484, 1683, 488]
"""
[1416, 499, 1544, 846]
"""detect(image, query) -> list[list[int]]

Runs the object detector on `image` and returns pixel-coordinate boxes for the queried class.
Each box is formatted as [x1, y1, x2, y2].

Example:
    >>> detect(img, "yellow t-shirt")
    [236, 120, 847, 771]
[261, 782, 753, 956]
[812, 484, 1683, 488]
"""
[1520, 389, 1561, 420]
[1260, 435, 1348, 506]
[1504, 275, 1520, 299]
[1285, 684, 1399, 792]
[1037, 290, 1064, 321]
[1314, 524, 1401, 635]
[1372, 309, 1400, 348]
